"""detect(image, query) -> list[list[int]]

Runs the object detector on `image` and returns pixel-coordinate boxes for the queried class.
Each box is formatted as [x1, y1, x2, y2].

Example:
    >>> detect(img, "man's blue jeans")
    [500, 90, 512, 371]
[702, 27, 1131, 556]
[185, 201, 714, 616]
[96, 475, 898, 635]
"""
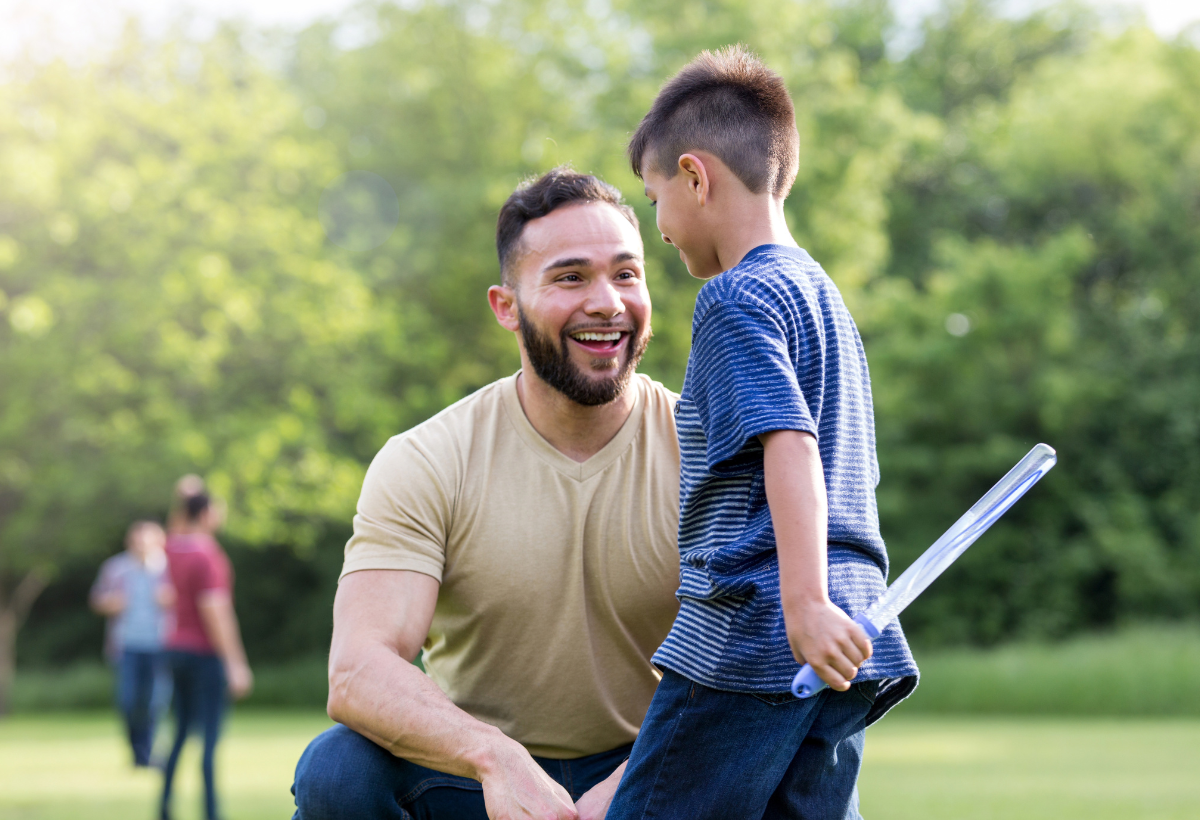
[606, 668, 878, 820]
[291, 723, 631, 819]
[116, 649, 168, 766]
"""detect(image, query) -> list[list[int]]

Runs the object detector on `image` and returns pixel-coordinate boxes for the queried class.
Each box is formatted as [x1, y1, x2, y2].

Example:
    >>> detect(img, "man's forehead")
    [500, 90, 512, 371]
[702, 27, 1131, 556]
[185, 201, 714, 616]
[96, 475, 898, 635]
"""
[520, 202, 643, 264]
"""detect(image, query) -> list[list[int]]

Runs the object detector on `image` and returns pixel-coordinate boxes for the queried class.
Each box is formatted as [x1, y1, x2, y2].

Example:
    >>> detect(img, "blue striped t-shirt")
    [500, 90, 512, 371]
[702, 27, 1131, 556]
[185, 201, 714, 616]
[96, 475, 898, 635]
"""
[654, 245, 917, 719]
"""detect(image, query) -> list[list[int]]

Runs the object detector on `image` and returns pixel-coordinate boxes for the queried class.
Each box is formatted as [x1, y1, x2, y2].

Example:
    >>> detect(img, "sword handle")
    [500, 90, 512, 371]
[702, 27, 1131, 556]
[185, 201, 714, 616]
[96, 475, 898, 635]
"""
[791, 613, 881, 698]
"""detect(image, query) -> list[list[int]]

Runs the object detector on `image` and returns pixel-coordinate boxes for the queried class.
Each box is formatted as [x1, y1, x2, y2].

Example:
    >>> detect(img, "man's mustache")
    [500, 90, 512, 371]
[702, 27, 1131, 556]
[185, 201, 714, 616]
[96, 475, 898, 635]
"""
[562, 323, 638, 336]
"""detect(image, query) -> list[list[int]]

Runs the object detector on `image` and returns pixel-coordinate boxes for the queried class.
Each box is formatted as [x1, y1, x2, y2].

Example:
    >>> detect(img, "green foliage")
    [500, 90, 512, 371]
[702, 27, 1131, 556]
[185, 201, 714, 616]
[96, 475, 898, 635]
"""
[0, 28, 377, 578]
[869, 18, 1200, 643]
[9, 663, 113, 713]
[1, 0, 1198, 671]
[904, 623, 1200, 715]
[12, 624, 1200, 715]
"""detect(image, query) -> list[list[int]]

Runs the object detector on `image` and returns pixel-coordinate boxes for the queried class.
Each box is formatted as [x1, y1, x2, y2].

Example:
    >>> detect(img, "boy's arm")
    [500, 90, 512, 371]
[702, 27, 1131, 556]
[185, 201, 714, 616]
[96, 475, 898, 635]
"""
[760, 429, 872, 691]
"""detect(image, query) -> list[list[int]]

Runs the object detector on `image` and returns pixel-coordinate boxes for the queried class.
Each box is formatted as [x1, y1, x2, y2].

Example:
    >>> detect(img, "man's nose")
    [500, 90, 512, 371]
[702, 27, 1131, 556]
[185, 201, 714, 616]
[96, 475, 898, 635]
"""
[584, 280, 626, 318]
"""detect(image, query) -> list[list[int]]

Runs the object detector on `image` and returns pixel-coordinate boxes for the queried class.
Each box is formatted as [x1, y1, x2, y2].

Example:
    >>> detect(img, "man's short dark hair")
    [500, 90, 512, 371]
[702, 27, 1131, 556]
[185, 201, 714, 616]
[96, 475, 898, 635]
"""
[628, 45, 799, 198]
[496, 167, 638, 285]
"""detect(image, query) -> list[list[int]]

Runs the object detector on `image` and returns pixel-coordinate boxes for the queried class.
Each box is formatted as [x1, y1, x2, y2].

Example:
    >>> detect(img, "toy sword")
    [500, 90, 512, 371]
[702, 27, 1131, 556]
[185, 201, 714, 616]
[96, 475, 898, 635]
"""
[791, 443, 1058, 698]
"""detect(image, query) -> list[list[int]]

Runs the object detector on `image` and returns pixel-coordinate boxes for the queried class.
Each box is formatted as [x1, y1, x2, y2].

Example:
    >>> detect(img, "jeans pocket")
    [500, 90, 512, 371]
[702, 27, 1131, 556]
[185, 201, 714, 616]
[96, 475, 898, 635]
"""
[750, 691, 796, 706]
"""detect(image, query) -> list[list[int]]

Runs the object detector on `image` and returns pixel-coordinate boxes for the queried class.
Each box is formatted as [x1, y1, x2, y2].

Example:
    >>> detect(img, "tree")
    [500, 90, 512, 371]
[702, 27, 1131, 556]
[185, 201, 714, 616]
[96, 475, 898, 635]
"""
[869, 16, 1200, 642]
[0, 26, 380, 711]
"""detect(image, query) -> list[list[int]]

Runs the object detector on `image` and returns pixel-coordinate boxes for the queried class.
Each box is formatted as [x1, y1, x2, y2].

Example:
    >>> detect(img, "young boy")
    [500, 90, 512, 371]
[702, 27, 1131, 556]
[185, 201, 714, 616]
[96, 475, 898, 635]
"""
[605, 46, 918, 819]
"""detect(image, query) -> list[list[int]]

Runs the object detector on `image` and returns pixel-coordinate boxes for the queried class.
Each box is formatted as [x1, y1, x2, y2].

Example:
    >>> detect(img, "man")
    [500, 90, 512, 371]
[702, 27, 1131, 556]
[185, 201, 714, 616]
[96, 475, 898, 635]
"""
[90, 520, 174, 767]
[292, 167, 681, 820]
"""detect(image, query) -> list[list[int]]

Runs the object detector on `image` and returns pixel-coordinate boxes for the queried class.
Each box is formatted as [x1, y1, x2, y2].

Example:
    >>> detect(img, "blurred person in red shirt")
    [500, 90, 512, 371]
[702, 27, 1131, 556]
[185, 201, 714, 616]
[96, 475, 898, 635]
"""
[160, 490, 253, 820]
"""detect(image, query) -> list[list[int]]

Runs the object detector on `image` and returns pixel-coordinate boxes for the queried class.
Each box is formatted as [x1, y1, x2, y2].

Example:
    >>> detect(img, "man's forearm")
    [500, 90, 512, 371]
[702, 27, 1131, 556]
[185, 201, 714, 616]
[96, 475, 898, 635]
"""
[327, 570, 527, 783]
[328, 639, 518, 781]
[328, 571, 578, 819]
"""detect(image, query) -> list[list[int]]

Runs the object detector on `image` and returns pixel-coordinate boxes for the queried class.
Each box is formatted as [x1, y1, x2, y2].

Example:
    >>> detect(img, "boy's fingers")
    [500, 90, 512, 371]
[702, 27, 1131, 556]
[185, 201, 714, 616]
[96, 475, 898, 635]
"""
[853, 627, 873, 659]
[840, 635, 867, 666]
[823, 654, 859, 685]
[817, 663, 852, 691]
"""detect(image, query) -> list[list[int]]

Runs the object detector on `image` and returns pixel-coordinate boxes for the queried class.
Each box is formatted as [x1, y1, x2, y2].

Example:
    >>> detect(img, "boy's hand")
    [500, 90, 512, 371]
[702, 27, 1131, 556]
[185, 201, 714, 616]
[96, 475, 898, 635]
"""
[785, 599, 872, 691]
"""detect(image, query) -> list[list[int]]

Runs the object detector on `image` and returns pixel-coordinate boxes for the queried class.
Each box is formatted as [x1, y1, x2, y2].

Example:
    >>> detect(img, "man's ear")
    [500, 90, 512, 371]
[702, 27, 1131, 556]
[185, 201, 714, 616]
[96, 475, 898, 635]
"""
[677, 153, 710, 206]
[488, 283, 521, 333]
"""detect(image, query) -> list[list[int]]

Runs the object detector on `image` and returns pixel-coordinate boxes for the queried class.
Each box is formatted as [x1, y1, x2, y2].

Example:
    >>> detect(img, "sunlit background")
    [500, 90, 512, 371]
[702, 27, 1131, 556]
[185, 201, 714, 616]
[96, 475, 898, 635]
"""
[1, 0, 1198, 817]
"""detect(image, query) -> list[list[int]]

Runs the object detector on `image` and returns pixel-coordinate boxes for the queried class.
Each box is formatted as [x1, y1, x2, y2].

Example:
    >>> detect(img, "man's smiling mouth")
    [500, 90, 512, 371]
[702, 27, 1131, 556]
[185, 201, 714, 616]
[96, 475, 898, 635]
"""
[568, 329, 628, 354]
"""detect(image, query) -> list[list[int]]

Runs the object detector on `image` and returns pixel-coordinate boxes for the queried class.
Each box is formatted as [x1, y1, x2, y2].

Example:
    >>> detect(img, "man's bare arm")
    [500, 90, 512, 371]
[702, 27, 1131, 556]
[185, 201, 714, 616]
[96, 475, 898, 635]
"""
[327, 569, 577, 820]
[197, 591, 254, 698]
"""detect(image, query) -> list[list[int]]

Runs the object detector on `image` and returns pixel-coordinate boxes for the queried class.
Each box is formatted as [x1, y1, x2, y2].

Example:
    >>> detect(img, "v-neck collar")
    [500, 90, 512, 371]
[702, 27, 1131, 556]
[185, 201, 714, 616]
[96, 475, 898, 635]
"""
[501, 372, 646, 482]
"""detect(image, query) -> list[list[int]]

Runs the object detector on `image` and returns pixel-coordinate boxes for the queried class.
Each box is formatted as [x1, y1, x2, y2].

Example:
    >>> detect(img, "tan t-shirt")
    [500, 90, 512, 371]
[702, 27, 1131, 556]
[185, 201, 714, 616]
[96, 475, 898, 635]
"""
[342, 372, 681, 758]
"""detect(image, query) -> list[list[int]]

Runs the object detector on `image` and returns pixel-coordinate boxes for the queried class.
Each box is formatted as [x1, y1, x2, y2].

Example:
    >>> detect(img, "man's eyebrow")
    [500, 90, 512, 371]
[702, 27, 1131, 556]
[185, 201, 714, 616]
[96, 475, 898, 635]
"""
[543, 256, 592, 271]
[613, 251, 643, 264]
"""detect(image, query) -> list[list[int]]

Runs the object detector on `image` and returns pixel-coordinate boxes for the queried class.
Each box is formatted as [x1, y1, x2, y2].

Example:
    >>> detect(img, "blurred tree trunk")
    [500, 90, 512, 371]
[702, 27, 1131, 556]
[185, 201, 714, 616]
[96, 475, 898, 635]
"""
[0, 570, 49, 716]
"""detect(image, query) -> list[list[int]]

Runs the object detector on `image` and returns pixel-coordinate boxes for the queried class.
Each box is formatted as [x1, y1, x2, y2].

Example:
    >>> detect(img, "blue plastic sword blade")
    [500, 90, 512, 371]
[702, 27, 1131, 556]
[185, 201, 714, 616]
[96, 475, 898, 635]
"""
[791, 443, 1057, 698]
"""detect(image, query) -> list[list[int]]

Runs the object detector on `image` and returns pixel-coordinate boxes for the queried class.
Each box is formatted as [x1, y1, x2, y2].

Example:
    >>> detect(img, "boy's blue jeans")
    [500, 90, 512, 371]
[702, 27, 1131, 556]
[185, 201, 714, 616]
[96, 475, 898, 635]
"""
[606, 669, 878, 820]
[291, 723, 631, 819]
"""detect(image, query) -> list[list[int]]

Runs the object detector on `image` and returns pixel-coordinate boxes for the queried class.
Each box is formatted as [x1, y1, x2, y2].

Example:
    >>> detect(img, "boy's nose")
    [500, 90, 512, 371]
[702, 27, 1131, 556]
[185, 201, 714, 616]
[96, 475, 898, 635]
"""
[660, 233, 672, 245]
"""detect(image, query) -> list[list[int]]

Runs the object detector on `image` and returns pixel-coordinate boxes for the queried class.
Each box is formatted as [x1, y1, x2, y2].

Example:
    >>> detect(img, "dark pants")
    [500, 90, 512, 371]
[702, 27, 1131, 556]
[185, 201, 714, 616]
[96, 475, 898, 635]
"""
[161, 651, 226, 820]
[116, 649, 167, 766]
[291, 723, 631, 819]
[606, 669, 878, 820]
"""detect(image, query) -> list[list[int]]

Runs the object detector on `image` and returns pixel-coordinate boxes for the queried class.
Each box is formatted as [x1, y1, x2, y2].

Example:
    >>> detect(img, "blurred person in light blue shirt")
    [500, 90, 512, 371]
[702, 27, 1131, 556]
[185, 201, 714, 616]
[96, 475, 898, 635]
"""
[91, 520, 175, 767]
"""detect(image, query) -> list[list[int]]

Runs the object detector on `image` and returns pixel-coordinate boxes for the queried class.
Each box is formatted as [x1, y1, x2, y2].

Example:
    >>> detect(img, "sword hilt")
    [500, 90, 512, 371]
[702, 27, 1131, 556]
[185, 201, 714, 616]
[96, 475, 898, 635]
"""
[790, 613, 881, 699]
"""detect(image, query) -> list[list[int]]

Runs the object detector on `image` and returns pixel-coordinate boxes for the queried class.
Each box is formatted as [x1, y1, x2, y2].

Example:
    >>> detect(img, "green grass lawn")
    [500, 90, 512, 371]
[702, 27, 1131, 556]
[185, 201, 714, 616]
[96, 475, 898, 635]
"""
[2, 711, 1198, 819]
[859, 716, 1200, 819]
[0, 711, 333, 820]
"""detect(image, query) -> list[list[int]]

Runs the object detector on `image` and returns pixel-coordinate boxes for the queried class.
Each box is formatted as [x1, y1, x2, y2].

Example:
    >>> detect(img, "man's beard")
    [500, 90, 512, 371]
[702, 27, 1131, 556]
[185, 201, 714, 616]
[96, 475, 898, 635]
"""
[518, 306, 650, 407]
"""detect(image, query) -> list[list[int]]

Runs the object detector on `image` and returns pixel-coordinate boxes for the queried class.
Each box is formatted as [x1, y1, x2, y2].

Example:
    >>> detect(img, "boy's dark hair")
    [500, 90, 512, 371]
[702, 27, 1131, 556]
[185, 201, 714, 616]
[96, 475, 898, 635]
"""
[184, 492, 211, 522]
[628, 45, 799, 198]
[496, 166, 638, 285]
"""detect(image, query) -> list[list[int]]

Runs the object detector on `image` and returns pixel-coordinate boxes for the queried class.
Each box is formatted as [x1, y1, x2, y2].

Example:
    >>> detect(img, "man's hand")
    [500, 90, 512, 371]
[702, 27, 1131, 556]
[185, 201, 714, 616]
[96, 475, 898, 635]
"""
[478, 741, 578, 820]
[574, 760, 625, 820]
[785, 599, 871, 692]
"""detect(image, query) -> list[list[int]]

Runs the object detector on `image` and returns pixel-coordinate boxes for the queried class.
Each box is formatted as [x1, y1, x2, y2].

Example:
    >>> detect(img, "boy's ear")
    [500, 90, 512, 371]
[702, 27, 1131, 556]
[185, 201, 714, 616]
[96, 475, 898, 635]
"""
[677, 153, 710, 206]
[488, 283, 521, 333]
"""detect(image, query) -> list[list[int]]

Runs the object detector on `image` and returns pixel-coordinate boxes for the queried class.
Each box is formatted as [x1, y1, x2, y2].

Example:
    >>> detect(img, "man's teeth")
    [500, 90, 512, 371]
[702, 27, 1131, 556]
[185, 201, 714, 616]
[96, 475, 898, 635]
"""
[572, 332, 623, 341]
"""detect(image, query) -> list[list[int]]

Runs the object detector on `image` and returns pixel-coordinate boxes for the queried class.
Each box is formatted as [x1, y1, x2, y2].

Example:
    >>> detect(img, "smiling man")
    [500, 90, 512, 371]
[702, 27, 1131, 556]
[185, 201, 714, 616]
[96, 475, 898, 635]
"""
[291, 168, 682, 820]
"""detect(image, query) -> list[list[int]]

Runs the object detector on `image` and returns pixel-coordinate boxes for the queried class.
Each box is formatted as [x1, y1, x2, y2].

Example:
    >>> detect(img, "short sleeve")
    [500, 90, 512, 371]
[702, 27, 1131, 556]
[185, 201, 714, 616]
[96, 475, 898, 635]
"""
[340, 433, 454, 582]
[90, 556, 124, 600]
[197, 545, 232, 593]
[688, 302, 816, 474]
